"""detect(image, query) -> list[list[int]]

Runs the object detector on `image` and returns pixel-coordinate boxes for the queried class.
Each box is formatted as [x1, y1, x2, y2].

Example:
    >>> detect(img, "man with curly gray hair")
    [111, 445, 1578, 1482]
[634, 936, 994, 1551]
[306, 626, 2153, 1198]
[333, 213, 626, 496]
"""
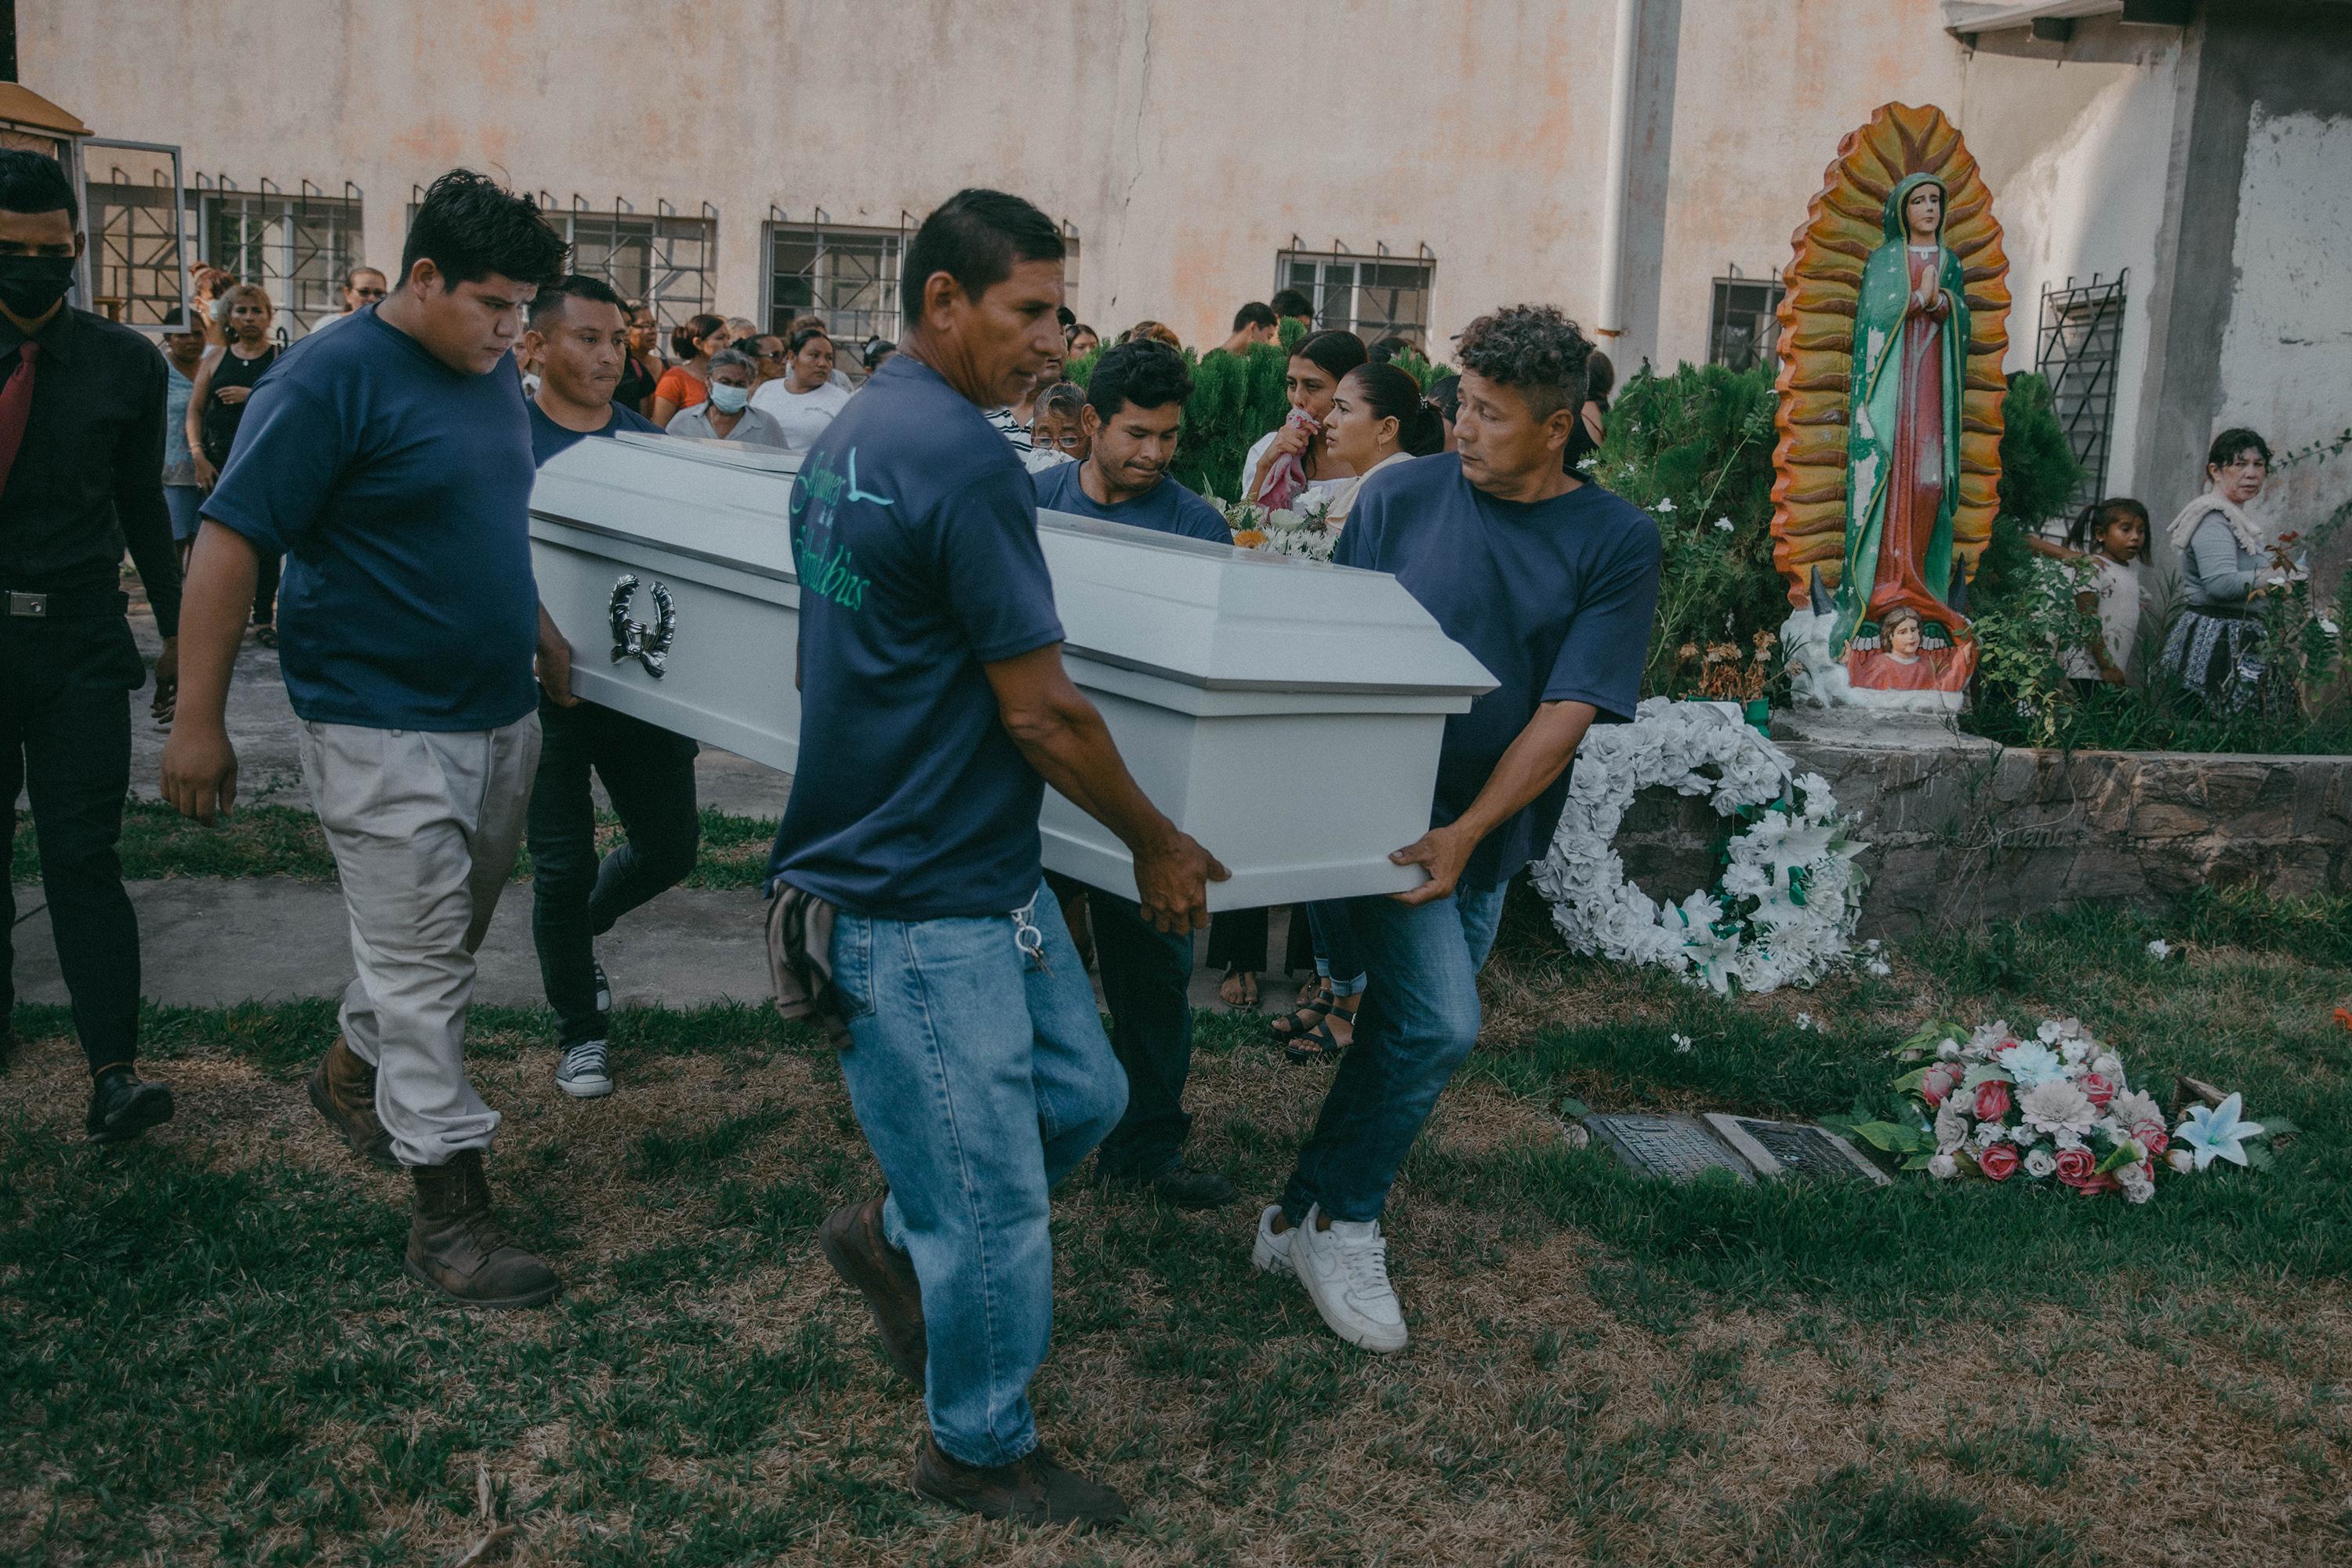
[1252, 304, 1661, 1354]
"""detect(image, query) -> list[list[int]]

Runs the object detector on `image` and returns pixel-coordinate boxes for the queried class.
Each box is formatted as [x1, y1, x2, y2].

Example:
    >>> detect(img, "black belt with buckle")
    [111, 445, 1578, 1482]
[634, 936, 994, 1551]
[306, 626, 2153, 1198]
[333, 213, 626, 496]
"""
[3, 586, 132, 620]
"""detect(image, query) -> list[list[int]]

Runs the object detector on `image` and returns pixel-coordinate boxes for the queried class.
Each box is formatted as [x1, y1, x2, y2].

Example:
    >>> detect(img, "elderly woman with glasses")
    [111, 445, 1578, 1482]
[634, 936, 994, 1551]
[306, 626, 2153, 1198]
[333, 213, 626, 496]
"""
[2155, 427, 2285, 714]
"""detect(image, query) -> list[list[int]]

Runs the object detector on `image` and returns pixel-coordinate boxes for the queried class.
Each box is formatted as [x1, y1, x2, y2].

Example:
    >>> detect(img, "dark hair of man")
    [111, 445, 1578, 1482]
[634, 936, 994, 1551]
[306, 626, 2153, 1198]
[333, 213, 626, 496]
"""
[1585, 348, 1617, 408]
[2064, 495, 2151, 552]
[1367, 334, 1414, 366]
[672, 311, 725, 361]
[899, 187, 1064, 325]
[527, 272, 626, 330]
[1057, 303, 1076, 331]
[1345, 361, 1446, 457]
[788, 325, 831, 356]
[2207, 426, 2271, 471]
[1293, 328, 1369, 385]
[1455, 304, 1593, 419]
[1269, 287, 1312, 321]
[863, 336, 896, 372]
[1086, 339, 1192, 423]
[0, 148, 78, 225]
[399, 168, 568, 291]
[1232, 301, 1276, 332]
[1424, 372, 1462, 422]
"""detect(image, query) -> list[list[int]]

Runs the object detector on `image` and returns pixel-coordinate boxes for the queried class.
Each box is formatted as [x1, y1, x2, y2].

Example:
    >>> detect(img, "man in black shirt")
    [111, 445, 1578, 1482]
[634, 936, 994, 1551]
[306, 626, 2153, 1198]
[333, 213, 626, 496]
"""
[0, 150, 181, 1140]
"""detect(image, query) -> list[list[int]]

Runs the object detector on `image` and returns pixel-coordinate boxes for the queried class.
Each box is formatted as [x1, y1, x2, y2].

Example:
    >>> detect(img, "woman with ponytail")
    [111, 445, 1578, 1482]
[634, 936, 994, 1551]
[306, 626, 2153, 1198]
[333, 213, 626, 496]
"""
[1241, 328, 1370, 508]
[1321, 361, 1446, 524]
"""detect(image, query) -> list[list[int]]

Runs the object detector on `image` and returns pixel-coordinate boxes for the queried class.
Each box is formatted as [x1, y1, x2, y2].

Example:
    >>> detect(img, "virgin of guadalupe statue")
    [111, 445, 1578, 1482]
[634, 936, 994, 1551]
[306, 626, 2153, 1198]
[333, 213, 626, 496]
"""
[1831, 174, 1969, 689]
[1767, 103, 2009, 713]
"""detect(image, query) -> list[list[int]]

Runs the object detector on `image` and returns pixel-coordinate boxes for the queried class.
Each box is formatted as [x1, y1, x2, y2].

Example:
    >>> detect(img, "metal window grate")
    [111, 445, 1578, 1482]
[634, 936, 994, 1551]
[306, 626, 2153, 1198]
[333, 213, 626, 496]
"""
[83, 140, 189, 329]
[1708, 271, 1784, 372]
[548, 196, 717, 333]
[1276, 245, 1433, 344]
[194, 176, 365, 339]
[766, 212, 906, 344]
[2036, 271, 2126, 511]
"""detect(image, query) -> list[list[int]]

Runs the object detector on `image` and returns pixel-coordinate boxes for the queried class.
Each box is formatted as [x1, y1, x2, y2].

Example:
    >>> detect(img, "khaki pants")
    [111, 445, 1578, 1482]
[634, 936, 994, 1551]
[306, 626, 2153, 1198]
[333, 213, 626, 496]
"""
[296, 714, 542, 1167]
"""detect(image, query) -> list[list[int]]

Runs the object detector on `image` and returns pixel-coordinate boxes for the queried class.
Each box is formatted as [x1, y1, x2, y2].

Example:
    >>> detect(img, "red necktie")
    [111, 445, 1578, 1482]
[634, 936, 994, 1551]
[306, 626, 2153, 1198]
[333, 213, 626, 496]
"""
[0, 341, 38, 498]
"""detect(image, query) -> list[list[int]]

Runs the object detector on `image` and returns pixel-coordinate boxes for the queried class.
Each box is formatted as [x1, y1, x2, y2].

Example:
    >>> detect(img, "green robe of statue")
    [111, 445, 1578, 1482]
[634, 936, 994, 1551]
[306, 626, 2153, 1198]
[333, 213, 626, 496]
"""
[1830, 172, 1971, 661]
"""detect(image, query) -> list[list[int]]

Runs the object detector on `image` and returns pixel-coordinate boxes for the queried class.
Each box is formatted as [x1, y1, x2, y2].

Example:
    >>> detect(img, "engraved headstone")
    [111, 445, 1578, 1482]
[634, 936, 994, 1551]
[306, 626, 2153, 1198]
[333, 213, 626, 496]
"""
[1583, 1113, 1755, 1184]
[1703, 1113, 1889, 1185]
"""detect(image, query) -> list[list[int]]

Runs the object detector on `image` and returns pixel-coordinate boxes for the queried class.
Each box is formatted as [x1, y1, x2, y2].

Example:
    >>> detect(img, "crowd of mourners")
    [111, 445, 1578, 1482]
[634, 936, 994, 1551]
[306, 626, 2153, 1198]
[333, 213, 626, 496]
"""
[0, 143, 2290, 1531]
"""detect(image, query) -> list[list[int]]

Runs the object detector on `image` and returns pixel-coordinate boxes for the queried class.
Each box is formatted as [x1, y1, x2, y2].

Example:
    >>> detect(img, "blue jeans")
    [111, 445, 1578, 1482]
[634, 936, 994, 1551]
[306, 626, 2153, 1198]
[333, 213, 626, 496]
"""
[1280, 882, 1507, 1225]
[829, 881, 1127, 1468]
[1306, 898, 1369, 997]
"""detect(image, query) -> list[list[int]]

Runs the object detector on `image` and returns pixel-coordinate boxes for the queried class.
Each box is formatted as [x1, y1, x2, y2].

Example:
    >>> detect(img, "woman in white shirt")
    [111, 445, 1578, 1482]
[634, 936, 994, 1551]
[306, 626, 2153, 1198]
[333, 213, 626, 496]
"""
[749, 327, 854, 454]
[1319, 361, 1446, 524]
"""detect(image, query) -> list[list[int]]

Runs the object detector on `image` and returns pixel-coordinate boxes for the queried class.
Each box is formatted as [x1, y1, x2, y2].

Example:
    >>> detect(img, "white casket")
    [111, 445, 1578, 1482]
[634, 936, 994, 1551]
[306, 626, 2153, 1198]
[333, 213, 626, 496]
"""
[530, 432, 1496, 909]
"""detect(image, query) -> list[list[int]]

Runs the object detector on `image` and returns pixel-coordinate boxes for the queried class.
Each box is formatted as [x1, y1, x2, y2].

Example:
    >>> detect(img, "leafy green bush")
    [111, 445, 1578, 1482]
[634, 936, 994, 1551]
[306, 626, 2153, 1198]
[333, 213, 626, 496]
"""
[1586, 362, 1787, 695]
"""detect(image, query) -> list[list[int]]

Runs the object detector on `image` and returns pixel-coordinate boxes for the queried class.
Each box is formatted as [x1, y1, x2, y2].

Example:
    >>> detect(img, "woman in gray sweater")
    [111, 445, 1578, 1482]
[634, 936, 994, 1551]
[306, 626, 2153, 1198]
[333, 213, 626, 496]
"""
[2156, 428, 2278, 714]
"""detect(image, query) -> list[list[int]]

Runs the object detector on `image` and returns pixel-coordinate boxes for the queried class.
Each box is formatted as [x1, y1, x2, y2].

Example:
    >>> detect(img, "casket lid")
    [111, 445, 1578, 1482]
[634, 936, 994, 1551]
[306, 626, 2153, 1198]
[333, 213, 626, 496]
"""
[531, 434, 1495, 697]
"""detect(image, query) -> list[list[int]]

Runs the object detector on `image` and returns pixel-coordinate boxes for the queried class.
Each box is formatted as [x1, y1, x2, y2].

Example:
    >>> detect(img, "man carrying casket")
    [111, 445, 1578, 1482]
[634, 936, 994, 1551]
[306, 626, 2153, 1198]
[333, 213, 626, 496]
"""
[768, 191, 1224, 1530]
[1250, 305, 1662, 1354]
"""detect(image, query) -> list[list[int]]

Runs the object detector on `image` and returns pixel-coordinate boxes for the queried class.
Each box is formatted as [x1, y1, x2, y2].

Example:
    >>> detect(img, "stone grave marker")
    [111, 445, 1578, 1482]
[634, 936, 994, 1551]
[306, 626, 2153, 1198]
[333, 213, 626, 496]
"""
[1583, 1113, 1755, 1184]
[1704, 1113, 1889, 1185]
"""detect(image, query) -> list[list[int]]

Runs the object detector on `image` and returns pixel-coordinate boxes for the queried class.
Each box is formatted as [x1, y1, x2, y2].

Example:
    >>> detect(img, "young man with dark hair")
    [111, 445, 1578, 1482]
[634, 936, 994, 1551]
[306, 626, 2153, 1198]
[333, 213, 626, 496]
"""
[311, 263, 389, 336]
[1214, 300, 1279, 358]
[1269, 288, 1314, 330]
[0, 148, 183, 1138]
[1029, 339, 1234, 1211]
[1252, 303, 1661, 1354]
[517, 273, 695, 1099]
[162, 169, 575, 1308]
[778, 187, 1224, 1527]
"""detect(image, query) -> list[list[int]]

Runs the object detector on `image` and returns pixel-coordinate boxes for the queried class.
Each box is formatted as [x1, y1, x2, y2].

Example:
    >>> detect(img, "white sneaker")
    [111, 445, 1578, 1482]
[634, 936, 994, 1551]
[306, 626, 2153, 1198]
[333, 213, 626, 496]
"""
[556, 1038, 613, 1098]
[1250, 1203, 1295, 1276]
[1289, 1204, 1408, 1353]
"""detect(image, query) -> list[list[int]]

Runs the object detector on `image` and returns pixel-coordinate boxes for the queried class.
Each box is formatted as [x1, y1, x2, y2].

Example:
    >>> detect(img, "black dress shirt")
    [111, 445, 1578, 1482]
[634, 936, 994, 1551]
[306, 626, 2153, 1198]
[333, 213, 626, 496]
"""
[0, 306, 182, 637]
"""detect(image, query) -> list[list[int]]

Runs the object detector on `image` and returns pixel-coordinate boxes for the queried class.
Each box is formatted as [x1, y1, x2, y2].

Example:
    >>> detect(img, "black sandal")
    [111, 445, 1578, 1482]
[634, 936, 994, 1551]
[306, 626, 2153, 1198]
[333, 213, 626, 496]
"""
[1218, 964, 1261, 1010]
[1283, 1003, 1357, 1065]
[1269, 986, 1334, 1044]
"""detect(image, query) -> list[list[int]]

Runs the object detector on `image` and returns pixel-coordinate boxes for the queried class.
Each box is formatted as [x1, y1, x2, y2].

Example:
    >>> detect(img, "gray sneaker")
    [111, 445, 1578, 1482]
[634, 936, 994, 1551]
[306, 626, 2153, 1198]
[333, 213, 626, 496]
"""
[556, 1038, 613, 1098]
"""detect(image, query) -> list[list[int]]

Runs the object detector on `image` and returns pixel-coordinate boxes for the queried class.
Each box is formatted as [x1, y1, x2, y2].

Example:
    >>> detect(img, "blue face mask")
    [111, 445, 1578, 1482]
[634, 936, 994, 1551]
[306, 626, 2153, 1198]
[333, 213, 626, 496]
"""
[708, 382, 750, 414]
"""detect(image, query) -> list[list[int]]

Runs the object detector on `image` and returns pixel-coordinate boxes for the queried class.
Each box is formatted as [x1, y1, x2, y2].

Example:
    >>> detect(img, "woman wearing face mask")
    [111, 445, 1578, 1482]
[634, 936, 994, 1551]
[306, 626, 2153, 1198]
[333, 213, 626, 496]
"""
[748, 326, 853, 454]
[1023, 381, 1087, 473]
[1241, 329, 1369, 509]
[652, 312, 728, 426]
[1319, 361, 1446, 524]
[665, 348, 789, 448]
[187, 283, 285, 644]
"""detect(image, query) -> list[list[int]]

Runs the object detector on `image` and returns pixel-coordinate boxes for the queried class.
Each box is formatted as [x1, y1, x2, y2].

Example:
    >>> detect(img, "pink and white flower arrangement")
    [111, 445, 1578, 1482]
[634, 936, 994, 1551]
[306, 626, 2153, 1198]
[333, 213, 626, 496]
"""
[1840, 1017, 2288, 1203]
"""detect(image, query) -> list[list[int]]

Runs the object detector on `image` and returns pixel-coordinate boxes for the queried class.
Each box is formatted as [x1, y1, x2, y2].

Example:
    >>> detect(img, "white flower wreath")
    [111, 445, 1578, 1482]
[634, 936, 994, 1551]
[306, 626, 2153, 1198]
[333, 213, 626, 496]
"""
[1528, 699, 1867, 995]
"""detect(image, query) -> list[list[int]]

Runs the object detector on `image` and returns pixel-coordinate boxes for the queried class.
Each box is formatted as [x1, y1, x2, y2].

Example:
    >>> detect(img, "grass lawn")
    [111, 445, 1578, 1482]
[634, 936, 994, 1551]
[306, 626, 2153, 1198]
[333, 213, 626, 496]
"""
[3, 895, 2350, 1564]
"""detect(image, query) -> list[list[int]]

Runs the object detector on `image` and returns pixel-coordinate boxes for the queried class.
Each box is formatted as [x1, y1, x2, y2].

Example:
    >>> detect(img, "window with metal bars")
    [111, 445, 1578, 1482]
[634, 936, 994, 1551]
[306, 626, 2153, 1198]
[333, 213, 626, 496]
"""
[2035, 272, 2127, 513]
[1275, 249, 1432, 343]
[82, 140, 189, 328]
[766, 218, 904, 344]
[1708, 274, 1784, 372]
[549, 200, 717, 333]
[194, 179, 365, 339]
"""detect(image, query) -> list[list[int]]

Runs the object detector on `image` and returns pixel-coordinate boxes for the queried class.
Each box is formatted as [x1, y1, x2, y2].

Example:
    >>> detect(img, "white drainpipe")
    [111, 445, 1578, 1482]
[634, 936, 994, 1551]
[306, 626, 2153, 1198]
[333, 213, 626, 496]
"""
[1595, 0, 1641, 340]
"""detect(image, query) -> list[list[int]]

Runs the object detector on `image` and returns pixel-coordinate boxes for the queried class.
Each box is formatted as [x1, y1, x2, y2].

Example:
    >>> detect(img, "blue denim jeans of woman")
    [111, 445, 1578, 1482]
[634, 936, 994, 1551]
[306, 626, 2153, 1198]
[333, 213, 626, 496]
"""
[1305, 898, 1370, 997]
[828, 882, 1127, 1468]
[1280, 882, 1507, 1225]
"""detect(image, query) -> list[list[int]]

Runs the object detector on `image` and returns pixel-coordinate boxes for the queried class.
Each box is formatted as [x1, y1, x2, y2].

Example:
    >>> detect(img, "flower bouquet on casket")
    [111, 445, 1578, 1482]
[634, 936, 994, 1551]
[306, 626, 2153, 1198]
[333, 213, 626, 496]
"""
[1831, 1018, 2293, 1202]
[1215, 495, 1340, 562]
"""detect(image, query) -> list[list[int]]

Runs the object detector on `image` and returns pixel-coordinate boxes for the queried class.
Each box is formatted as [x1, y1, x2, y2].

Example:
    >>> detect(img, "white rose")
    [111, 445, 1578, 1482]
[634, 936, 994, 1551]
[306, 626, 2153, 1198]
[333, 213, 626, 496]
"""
[2024, 1148, 2059, 1179]
[2168, 1149, 2196, 1174]
[1928, 1153, 1958, 1180]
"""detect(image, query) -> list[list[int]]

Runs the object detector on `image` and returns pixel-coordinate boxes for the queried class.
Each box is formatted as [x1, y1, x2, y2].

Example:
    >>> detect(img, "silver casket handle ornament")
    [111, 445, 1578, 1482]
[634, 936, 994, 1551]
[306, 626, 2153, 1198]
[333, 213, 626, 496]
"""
[608, 573, 677, 679]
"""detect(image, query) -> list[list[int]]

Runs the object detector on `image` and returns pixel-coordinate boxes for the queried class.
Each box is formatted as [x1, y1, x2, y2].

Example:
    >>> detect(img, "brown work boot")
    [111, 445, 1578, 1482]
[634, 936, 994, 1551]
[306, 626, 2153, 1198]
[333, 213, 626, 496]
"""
[910, 1436, 1129, 1529]
[307, 1039, 397, 1171]
[818, 1193, 927, 1383]
[404, 1150, 560, 1308]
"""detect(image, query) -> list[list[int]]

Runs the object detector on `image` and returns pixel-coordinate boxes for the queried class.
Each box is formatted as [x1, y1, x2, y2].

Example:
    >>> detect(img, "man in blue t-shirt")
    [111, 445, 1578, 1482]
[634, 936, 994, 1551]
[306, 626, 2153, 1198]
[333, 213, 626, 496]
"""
[1251, 305, 1662, 1358]
[1030, 340, 1236, 1213]
[517, 274, 696, 1104]
[162, 170, 574, 1310]
[772, 190, 1223, 1529]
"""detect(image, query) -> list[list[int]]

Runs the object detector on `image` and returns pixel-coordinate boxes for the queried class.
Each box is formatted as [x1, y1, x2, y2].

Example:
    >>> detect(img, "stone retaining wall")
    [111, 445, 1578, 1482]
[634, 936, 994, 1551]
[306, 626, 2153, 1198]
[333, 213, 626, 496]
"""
[1610, 710, 2352, 937]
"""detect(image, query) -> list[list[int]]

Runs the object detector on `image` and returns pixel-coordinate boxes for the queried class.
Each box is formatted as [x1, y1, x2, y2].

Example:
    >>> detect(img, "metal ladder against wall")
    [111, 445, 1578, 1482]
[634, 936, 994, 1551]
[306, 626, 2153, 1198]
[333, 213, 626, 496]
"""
[2036, 271, 2128, 514]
